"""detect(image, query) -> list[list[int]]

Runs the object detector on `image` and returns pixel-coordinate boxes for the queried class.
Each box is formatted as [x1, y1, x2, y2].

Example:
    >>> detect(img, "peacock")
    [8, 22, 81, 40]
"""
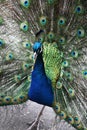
[0, 0, 87, 130]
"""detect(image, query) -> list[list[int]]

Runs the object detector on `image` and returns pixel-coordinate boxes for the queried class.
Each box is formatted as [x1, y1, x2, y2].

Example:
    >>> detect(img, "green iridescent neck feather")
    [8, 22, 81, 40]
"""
[43, 42, 62, 88]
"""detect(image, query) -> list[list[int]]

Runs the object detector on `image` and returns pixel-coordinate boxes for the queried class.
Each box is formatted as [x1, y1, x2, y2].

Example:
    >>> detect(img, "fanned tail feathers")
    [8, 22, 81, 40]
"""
[0, 2, 34, 105]
[0, 0, 87, 129]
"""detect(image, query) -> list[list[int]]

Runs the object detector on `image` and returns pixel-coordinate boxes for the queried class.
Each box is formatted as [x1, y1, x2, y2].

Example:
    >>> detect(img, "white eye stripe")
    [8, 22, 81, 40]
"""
[33, 52, 37, 59]
[40, 47, 42, 53]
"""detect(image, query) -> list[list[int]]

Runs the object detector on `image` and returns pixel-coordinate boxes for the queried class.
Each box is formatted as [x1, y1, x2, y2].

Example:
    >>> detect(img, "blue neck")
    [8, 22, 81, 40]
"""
[34, 52, 45, 74]
[28, 52, 54, 106]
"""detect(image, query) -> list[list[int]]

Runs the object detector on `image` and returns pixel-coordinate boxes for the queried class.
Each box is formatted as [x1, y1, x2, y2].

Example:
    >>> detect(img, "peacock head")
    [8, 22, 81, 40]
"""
[33, 42, 42, 59]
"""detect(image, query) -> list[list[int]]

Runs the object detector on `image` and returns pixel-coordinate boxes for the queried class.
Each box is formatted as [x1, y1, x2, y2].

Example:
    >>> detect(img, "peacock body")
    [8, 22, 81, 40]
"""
[0, 0, 87, 129]
[29, 42, 54, 106]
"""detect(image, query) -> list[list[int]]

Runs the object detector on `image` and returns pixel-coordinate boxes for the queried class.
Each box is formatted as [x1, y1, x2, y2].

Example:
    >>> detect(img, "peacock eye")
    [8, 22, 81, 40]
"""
[59, 111, 66, 119]
[74, 116, 80, 124]
[56, 81, 62, 89]
[6, 52, 14, 61]
[68, 88, 75, 97]
[65, 72, 73, 81]
[18, 95, 27, 102]
[9, 54, 12, 58]
[4, 96, 12, 103]
[39, 16, 47, 26]
[20, 21, 29, 32]
[62, 61, 69, 67]
[71, 50, 78, 58]
[20, 0, 30, 8]
[58, 17, 66, 26]
[13, 99, 17, 102]
[0, 39, 5, 47]
[0, 16, 4, 25]
[20, 96, 24, 100]
[14, 75, 21, 83]
[82, 70, 87, 78]
[38, 37, 44, 43]
[54, 103, 61, 113]
[25, 64, 28, 67]
[77, 28, 85, 38]
[48, 32, 55, 40]
[68, 116, 74, 124]
[75, 5, 83, 14]
[47, 0, 55, 4]
[0, 95, 5, 98]
[6, 98, 10, 101]
[59, 37, 65, 44]
[22, 62, 29, 71]
[69, 118, 72, 121]
[23, 42, 31, 49]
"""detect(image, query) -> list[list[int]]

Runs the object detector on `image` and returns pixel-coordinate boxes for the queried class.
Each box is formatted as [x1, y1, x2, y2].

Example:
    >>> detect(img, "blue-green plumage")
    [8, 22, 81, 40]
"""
[28, 42, 54, 106]
[0, 1, 87, 129]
